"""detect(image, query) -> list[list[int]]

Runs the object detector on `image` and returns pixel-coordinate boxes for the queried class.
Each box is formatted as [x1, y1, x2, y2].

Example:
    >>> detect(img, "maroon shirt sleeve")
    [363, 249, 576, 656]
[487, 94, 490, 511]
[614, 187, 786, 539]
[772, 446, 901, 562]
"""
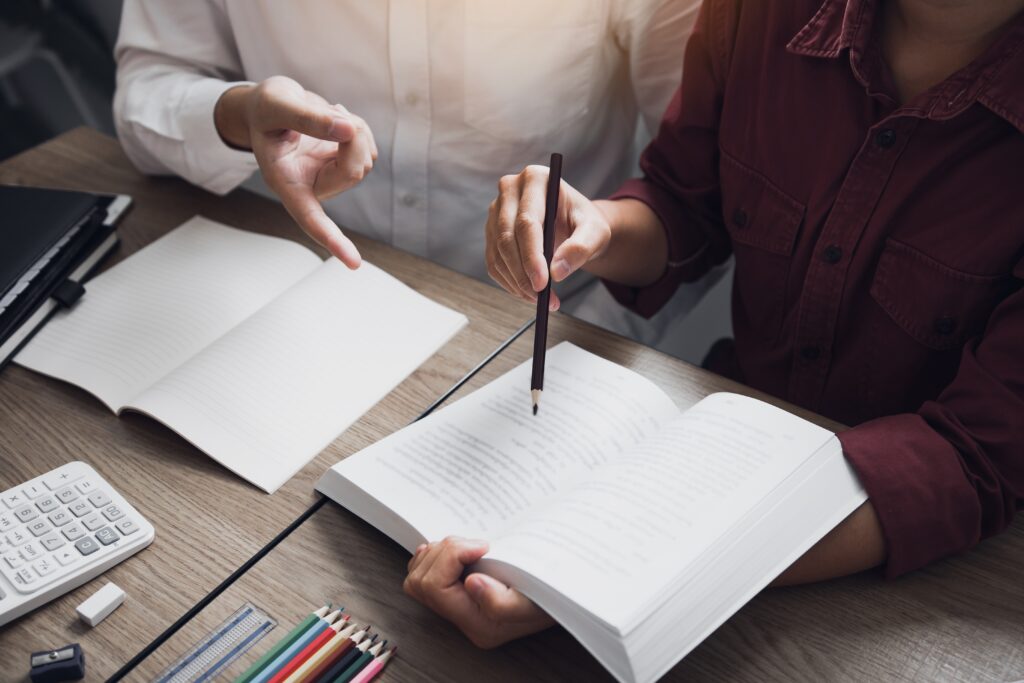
[840, 269, 1024, 577]
[603, 1, 733, 318]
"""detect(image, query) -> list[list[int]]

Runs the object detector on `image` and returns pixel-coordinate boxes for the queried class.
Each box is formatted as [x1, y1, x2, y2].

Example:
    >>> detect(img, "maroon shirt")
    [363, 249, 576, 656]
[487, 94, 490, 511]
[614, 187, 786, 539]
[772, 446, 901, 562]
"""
[606, 0, 1024, 576]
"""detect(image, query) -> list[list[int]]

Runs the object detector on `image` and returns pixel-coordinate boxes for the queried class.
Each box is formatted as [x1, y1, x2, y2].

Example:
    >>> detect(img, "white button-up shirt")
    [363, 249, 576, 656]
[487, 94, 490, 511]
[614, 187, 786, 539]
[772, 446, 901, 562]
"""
[114, 0, 700, 282]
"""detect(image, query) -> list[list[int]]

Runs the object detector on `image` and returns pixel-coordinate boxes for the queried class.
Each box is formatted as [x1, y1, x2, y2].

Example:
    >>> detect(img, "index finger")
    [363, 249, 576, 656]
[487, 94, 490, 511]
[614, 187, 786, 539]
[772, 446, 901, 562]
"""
[514, 167, 553, 292]
[278, 184, 362, 268]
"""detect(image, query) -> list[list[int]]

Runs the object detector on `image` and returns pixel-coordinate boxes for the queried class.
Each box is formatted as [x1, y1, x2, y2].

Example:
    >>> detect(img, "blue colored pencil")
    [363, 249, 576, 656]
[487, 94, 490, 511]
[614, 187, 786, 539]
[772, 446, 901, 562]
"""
[248, 610, 342, 683]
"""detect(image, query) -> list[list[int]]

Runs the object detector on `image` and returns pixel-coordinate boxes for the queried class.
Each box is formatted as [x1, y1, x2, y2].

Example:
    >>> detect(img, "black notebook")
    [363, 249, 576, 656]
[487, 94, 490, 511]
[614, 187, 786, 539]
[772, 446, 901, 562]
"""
[0, 185, 127, 368]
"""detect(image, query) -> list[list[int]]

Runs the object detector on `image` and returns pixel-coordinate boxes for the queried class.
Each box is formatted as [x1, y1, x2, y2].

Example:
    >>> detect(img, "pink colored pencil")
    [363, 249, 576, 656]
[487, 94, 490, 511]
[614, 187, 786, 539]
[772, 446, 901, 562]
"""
[347, 647, 397, 683]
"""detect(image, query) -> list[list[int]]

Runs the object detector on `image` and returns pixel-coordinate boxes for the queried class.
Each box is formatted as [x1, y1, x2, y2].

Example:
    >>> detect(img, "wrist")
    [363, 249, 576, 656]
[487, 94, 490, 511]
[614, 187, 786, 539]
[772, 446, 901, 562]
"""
[214, 85, 256, 150]
[585, 198, 668, 286]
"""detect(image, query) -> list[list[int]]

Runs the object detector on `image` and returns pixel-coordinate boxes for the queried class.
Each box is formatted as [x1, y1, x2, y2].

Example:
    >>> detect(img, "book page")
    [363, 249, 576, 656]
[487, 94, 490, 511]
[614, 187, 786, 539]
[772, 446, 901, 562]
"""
[15, 217, 321, 410]
[484, 392, 839, 631]
[322, 343, 681, 544]
[129, 259, 468, 493]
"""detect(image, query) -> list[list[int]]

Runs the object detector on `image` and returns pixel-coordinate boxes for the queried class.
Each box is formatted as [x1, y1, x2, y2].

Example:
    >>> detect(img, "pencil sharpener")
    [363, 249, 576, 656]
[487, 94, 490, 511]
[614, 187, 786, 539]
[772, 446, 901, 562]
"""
[29, 643, 85, 682]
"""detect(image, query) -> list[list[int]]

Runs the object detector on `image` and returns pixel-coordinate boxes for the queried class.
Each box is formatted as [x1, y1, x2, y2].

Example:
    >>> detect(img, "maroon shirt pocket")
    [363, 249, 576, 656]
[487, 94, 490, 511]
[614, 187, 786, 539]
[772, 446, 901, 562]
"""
[720, 150, 806, 342]
[870, 239, 1010, 351]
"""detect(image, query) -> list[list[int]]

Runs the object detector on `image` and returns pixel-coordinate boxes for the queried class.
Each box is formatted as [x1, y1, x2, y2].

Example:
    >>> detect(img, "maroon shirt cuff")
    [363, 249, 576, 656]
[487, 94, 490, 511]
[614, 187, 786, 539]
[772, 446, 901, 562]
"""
[838, 414, 982, 578]
[602, 178, 713, 319]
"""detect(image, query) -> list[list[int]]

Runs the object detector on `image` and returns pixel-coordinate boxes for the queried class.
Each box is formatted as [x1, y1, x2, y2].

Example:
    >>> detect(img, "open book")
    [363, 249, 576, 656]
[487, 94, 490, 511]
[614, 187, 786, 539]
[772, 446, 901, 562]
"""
[16, 217, 467, 492]
[317, 343, 866, 683]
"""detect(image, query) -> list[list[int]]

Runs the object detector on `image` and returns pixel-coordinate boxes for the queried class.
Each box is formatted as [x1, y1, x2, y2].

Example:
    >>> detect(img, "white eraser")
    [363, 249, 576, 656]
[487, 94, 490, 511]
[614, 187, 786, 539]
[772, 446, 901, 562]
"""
[76, 582, 125, 626]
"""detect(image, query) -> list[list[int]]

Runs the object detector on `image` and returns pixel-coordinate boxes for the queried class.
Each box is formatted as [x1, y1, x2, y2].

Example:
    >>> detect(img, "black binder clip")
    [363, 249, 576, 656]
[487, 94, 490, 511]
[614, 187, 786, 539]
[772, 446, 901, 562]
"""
[29, 643, 85, 682]
[51, 279, 86, 309]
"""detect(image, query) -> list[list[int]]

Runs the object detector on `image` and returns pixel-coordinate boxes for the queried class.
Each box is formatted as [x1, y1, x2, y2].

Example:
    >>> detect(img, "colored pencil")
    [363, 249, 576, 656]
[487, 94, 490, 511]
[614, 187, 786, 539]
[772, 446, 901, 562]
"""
[283, 626, 368, 683]
[268, 615, 351, 683]
[346, 646, 396, 683]
[234, 605, 332, 683]
[326, 636, 377, 683]
[315, 633, 372, 683]
[530, 152, 563, 415]
[249, 610, 342, 683]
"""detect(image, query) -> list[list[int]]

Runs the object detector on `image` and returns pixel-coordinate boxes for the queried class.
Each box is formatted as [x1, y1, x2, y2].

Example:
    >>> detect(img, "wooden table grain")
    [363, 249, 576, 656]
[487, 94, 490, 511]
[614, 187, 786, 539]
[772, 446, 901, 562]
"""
[132, 314, 1024, 682]
[0, 129, 535, 680]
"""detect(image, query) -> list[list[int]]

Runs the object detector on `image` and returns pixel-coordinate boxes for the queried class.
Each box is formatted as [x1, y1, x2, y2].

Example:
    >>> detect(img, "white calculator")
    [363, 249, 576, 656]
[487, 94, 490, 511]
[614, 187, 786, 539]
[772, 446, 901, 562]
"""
[0, 461, 154, 626]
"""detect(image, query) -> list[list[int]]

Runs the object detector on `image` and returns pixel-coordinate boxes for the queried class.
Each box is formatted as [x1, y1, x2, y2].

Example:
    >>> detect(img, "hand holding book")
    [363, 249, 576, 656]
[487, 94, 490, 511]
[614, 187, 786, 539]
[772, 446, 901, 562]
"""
[403, 537, 553, 649]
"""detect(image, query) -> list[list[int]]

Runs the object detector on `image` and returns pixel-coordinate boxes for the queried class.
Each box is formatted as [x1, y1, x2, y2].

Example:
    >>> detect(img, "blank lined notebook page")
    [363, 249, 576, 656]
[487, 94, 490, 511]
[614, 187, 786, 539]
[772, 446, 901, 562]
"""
[129, 259, 468, 493]
[16, 217, 321, 410]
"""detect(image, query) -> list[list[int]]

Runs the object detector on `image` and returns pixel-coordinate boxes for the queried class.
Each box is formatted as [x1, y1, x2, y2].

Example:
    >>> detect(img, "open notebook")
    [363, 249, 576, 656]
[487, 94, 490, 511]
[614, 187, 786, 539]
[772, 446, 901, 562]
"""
[317, 343, 866, 683]
[16, 217, 468, 492]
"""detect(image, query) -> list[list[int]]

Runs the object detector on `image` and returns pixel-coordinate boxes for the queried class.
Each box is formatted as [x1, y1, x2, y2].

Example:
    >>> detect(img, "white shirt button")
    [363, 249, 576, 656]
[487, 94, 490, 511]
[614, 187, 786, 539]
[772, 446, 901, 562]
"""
[404, 92, 421, 107]
[401, 193, 418, 207]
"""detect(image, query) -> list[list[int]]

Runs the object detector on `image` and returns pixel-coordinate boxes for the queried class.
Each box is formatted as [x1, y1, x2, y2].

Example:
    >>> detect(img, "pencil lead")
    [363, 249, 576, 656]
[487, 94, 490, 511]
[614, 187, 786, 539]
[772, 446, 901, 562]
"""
[533, 404, 538, 416]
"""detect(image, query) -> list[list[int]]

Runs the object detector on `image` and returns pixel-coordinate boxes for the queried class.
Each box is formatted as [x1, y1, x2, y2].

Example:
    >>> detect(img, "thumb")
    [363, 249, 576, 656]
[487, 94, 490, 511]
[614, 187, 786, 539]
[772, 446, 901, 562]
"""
[464, 573, 538, 621]
[273, 99, 356, 142]
[550, 219, 607, 282]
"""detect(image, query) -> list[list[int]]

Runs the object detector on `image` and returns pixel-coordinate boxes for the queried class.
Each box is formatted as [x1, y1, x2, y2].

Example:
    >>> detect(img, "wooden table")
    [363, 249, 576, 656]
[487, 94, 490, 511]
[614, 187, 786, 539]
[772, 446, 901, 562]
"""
[131, 315, 1024, 682]
[0, 129, 534, 680]
[3, 130, 1023, 682]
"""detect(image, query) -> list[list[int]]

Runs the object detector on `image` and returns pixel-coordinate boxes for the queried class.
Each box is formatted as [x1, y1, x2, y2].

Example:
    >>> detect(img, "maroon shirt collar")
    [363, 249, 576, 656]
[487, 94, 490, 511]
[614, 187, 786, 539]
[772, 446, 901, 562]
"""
[787, 0, 1024, 132]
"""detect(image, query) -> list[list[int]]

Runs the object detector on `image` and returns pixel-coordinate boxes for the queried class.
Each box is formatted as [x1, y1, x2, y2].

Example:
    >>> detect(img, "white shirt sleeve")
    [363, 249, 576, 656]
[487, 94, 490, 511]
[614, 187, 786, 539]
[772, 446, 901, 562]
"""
[613, 0, 703, 137]
[113, 0, 259, 196]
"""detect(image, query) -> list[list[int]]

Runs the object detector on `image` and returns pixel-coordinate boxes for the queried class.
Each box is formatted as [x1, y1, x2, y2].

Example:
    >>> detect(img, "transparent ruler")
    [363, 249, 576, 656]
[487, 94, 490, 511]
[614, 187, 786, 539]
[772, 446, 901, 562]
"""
[153, 602, 277, 683]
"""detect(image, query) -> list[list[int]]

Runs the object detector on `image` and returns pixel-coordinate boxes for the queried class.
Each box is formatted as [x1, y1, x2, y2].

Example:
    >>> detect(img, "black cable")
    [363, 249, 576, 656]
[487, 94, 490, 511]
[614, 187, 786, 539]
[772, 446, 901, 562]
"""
[106, 317, 535, 681]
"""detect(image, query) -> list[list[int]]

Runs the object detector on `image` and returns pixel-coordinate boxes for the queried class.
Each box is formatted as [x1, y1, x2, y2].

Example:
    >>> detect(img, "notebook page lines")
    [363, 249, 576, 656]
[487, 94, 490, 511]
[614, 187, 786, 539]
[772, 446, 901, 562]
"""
[15, 217, 322, 410]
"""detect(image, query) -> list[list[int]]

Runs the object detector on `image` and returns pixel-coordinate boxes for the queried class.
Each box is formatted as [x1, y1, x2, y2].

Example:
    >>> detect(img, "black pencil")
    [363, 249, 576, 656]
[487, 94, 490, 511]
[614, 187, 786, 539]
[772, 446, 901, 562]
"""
[531, 152, 563, 415]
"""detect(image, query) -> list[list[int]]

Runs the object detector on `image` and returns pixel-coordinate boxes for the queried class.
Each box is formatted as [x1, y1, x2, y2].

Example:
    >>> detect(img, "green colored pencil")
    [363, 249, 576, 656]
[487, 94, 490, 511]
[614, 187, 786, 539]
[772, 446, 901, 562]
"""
[332, 640, 382, 683]
[234, 604, 332, 683]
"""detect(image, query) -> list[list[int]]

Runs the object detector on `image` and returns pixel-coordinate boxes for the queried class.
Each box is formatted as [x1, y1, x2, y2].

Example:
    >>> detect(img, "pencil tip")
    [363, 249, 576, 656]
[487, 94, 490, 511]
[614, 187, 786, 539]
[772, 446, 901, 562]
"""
[532, 404, 538, 416]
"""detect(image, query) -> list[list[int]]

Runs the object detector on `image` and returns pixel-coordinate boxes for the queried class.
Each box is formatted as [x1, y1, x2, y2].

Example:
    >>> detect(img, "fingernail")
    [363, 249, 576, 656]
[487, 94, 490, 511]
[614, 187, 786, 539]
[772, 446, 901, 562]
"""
[328, 118, 351, 141]
[415, 544, 427, 554]
[550, 299, 559, 312]
[551, 259, 570, 281]
[465, 575, 485, 600]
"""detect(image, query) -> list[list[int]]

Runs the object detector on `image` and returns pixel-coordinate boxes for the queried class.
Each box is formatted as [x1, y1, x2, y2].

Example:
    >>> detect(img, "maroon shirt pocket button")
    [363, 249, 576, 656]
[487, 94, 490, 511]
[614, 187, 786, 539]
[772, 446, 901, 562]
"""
[876, 129, 897, 148]
[800, 345, 821, 360]
[934, 316, 957, 335]
[732, 208, 749, 228]
[823, 245, 843, 264]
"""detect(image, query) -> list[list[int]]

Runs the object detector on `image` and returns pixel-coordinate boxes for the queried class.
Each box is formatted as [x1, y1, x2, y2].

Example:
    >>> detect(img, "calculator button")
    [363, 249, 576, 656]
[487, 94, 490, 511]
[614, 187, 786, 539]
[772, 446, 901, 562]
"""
[22, 483, 47, 499]
[33, 557, 56, 577]
[48, 510, 72, 527]
[43, 469, 82, 490]
[2, 492, 25, 509]
[75, 480, 96, 496]
[3, 551, 22, 569]
[68, 500, 91, 518]
[54, 486, 79, 504]
[115, 519, 139, 536]
[95, 527, 119, 546]
[53, 547, 78, 567]
[6, 529, 28, 546]
[14, 504, 39, 523]
[14, 567, 35, 586]
[19, 543, 41, 562]
[61, 523, 85, 541]
[75, 537, 99, 556]
[40, 533, 65, 552]
[82, 513, 104, 531]
[35, 495, 59, 514]
[0, 513, 14, 532]
[102, 505, 124, 522]
[88, 491, 111, 508]
[27, 519, 51, 537]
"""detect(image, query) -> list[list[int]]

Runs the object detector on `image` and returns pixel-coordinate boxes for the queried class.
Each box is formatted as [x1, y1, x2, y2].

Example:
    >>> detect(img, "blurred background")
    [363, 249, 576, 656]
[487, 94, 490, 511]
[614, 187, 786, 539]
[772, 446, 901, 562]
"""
[0, 0, 120, 161]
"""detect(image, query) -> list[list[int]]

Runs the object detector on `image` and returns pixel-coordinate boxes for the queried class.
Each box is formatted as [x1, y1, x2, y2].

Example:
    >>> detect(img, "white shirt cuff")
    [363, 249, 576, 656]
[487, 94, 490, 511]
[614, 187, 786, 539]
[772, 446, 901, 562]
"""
[181, 78, 260, 196]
